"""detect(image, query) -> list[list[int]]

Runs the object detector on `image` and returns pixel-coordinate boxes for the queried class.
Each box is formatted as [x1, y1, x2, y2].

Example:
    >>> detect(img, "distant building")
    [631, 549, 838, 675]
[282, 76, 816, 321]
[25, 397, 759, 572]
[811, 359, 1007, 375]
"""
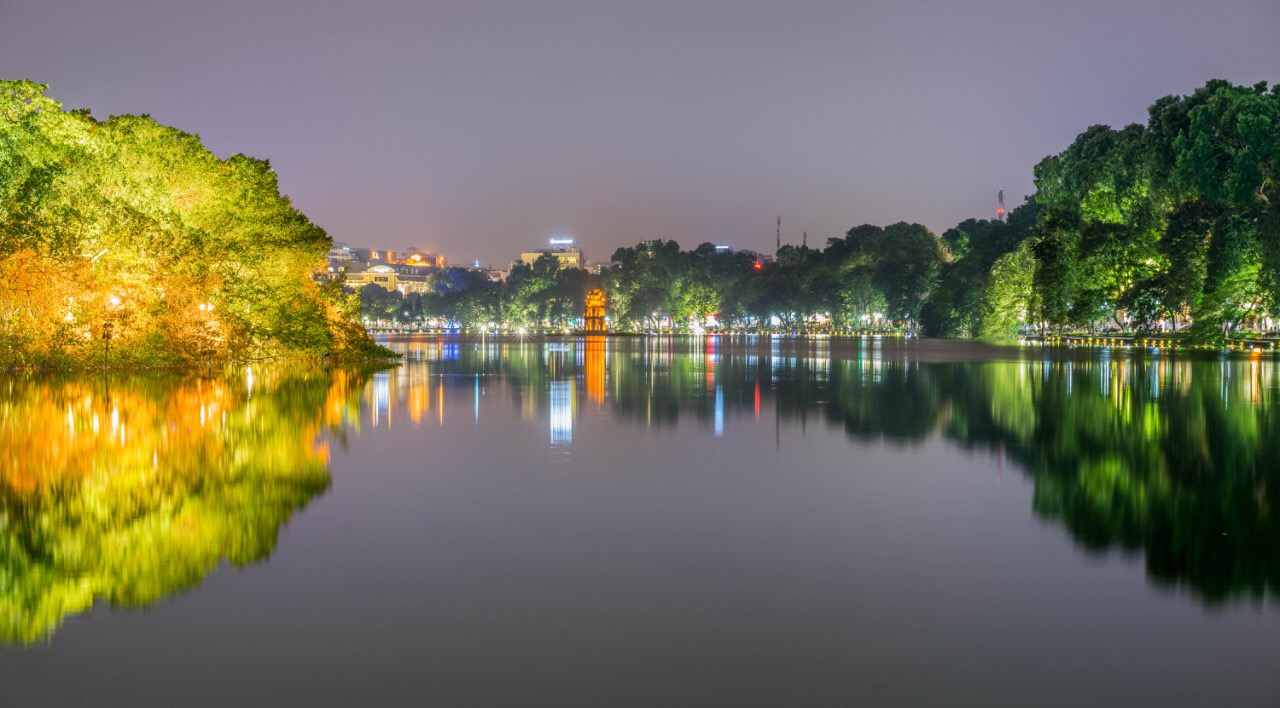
[328, 242, 355, 262]
[400, 247, 447, 268]
[319, 243, 447, 293]
[736, 249, 774, 265]
[339, 263, 433, 295]
[345, 247, 391, 264]
[518, 239, 586, 269]
[342, 263, 400, 291]
[393, 261, 435, 294]
[475, 267, 508, 283]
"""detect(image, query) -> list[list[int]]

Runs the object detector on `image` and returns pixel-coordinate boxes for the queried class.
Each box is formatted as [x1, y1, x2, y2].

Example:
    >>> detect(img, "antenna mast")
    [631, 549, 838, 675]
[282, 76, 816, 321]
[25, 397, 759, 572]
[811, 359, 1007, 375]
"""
[776, 215, 781, 253]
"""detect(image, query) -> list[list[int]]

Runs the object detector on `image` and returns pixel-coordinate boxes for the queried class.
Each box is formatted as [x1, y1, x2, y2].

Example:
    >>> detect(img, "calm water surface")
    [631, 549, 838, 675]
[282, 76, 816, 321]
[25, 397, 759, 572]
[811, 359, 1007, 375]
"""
[2, 335, 1279, 706]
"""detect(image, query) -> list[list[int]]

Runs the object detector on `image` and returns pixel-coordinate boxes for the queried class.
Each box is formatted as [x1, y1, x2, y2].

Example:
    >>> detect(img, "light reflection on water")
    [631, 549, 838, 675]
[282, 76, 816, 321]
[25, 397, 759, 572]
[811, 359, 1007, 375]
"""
[0, 367, 368, 644]
[3, 335, 1280, 705]
[364, 334, 1280, 607]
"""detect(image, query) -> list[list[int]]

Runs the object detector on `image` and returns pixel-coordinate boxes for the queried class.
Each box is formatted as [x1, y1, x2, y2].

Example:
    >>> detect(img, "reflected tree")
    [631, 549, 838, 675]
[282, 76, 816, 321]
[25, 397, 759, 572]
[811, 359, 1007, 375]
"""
[0, 366, 370, 643]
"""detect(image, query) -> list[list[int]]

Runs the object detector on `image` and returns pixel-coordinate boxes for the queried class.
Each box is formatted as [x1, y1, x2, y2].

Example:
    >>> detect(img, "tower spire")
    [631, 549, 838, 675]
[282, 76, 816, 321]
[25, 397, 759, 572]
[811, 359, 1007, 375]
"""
[996, 187, 1006, 222]
[776, 215, 781, 253]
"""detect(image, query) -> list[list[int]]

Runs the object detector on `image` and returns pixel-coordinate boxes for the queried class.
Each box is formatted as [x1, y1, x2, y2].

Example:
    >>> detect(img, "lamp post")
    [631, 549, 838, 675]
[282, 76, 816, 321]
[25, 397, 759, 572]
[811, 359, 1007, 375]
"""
[102, 321, 113, 369]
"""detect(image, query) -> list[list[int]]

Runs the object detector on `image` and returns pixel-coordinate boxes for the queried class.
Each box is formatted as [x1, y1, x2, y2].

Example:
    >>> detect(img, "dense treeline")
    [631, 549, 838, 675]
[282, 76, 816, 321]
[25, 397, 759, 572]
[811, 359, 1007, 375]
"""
[362, 254, 593, 332]
[0, 80, 380, 368]
[365, 226, 945, 334]
[365, 79, 1278, 344]
[1007, 79, 1279, 342]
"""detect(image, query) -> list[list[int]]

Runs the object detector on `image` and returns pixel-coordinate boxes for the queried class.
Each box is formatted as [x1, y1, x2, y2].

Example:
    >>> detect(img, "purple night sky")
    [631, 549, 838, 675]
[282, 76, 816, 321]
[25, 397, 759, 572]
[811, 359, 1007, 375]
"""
[2, 0, 1277, 267]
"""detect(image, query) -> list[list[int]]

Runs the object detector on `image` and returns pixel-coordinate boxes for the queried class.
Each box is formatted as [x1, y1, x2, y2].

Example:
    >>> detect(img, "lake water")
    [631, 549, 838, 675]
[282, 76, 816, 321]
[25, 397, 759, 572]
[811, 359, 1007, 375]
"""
[2, 334, 1279, 706]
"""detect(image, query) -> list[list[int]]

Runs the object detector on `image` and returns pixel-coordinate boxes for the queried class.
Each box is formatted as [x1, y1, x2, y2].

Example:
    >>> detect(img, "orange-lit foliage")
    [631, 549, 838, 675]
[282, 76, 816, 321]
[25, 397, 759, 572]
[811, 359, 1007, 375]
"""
[0, 80, 380, 368]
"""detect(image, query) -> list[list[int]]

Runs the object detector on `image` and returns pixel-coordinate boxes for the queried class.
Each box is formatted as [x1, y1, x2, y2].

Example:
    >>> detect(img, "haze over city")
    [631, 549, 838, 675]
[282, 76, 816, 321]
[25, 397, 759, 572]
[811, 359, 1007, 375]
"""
[2, 0, 1277, 267]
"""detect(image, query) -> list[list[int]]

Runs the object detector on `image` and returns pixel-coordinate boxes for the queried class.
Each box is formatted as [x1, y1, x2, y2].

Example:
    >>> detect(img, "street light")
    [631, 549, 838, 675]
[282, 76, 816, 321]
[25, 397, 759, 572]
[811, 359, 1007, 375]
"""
[102, 322, 113, 369]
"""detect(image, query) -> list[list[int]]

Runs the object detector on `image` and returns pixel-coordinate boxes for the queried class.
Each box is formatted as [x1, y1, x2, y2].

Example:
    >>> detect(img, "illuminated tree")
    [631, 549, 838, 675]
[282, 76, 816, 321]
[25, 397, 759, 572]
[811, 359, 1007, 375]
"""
[0, 80, 380, 368]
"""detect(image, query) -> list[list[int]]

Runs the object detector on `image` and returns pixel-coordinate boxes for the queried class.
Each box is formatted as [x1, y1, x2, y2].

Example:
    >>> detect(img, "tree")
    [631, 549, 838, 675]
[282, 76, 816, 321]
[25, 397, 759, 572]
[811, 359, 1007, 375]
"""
[1147, 80, 1280, 340]
[0, 80, 380, 367]
[921, 207, 1038, 337]
[978, 241, 1036, 339]
[872, 222, 943, 328]
[358, 283, 402, 324]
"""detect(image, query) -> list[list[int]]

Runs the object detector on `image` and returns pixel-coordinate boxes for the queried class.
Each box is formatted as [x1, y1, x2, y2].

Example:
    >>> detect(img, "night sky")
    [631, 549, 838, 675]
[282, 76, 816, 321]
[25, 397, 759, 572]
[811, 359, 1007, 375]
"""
[2, 0, 1277, 267]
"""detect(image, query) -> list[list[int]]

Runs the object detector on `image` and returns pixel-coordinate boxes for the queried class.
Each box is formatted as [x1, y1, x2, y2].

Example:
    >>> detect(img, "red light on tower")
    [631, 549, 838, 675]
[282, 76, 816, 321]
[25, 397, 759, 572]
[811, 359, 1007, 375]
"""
[753, 261, 763, 271]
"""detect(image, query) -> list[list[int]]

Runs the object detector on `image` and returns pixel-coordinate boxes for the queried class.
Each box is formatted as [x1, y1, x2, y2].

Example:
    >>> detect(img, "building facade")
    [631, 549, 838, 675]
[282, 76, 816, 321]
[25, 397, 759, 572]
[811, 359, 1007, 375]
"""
[518, 240, 586, 269]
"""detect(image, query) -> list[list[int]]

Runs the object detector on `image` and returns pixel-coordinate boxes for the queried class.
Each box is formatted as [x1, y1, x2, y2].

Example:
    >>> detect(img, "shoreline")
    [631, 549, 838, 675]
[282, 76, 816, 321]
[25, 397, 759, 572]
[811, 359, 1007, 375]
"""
[371, 332, 1276, 364]
[0, 352, 401, 375]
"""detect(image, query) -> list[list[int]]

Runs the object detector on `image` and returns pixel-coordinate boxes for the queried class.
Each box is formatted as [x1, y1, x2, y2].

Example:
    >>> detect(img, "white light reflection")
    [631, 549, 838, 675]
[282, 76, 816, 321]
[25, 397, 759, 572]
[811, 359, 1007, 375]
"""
[550, 380, 573, 445]
[374, 371, 390, 427]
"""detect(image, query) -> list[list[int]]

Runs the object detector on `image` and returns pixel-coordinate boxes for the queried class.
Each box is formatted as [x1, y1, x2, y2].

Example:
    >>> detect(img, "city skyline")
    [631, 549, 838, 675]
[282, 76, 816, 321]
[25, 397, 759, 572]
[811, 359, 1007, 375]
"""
[2, 0, 1277, 267]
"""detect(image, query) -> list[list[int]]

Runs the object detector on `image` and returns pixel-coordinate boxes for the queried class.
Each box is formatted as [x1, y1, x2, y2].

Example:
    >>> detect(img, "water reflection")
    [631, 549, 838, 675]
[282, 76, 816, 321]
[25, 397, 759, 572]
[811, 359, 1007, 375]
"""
[0, 367, 368, 644]
[964, 357, 1280, 605]
[5, 336, 1274, 649]
[380, 335, 1280, 605]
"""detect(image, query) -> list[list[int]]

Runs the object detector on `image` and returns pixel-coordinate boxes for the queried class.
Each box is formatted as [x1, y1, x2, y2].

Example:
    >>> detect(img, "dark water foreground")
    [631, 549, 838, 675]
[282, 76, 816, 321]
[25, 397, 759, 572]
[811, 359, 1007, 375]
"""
[1, 335, 1279, 706]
